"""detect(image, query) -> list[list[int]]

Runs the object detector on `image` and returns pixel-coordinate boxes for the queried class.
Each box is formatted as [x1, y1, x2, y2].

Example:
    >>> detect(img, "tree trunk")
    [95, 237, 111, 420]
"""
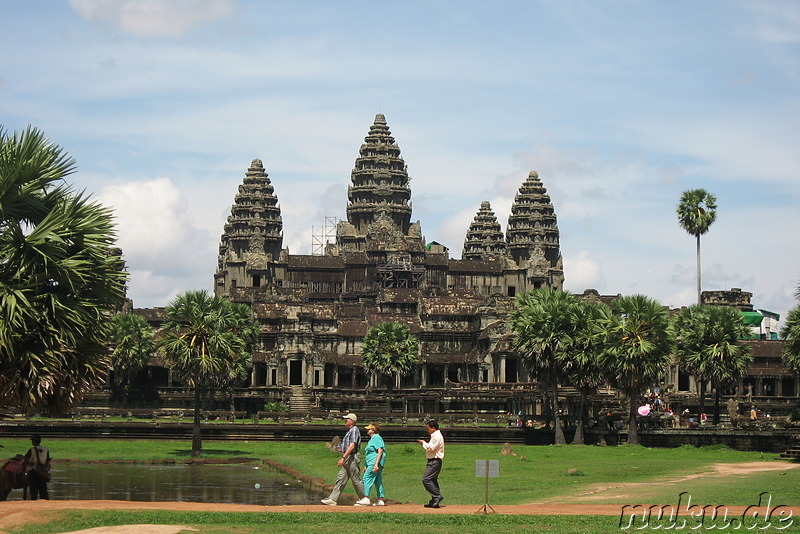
[696, 233, 702, 305]
[552, 383, 565, 445]
[541, 391, 552, 428]
[192, 385, 203, 457]
[712, 384, 721, 425]
[698, 380, 707, 416]
[627, 395, 639, 445]
[571, 391, 587, 445]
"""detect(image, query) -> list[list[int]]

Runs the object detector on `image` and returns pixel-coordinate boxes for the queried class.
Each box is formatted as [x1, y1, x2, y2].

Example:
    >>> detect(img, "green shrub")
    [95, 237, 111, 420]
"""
[264, 401, 288, 412]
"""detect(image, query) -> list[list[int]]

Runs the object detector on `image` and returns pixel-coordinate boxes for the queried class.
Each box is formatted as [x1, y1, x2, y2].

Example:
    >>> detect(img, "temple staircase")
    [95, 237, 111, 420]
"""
[287, 386, 315, 413]
[780, 447, 800, 462]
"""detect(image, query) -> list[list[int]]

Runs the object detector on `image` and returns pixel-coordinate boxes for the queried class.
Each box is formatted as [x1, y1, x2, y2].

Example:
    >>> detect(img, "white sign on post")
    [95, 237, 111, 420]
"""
[475, 460, 500, 478]
[475, 460, 499, 514]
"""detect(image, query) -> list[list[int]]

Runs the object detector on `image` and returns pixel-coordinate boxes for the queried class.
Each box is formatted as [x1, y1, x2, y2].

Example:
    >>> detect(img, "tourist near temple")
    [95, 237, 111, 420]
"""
[126, 114, 791, 418]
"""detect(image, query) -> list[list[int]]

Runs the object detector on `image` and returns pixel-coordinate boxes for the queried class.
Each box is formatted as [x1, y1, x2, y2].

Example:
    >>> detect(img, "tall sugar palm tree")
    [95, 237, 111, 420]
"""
[210, 302, 257, 415]
[0, 126, 127, 415]
[597, 294, 675, 445]
[565, 300, 610, 445]
[361, 322, 419, 390]
[109, 313, 156, 409]
[677, 188, 717, 305]
[511, 288, 584, 445]
[781, 283, 800, 374]
[674, 305, 752, 424]
[159, 290, 258, 456]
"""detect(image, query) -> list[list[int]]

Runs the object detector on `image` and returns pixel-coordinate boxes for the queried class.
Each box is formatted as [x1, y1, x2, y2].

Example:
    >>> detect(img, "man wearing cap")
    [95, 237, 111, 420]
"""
[321, 413, 368, 506]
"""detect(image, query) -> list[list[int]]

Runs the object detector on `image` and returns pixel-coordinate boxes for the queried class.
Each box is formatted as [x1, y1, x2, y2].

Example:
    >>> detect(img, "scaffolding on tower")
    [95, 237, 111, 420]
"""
[311, 216, 338, 255]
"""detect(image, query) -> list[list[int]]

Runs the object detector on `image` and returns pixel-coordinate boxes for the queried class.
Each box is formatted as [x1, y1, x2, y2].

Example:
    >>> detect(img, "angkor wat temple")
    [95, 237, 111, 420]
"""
[124, 114, 792, 418]
[206, 114, 562, 413]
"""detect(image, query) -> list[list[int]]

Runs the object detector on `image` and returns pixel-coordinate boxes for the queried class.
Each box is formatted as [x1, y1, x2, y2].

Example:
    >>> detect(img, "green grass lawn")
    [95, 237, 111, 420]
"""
[2, 437, 798, 533]
[10, 510, 800, 534]
[5, 511, 648, 534]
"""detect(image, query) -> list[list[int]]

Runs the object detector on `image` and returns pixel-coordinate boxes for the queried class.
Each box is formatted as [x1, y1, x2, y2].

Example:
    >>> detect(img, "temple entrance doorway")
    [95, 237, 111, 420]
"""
[505, 358, 518, 382]
[289, 360, 303, 386]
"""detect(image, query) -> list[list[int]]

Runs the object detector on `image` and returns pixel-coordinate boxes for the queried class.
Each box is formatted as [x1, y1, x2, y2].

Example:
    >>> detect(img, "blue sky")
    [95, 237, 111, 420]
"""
[2, 1, 798, 325]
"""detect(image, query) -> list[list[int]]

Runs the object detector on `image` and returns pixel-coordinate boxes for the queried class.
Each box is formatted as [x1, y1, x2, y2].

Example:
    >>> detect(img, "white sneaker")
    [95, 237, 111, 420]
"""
[373, 499, 385, 506]
[321, 498, 337, 506]
[354, 497, 371, 506]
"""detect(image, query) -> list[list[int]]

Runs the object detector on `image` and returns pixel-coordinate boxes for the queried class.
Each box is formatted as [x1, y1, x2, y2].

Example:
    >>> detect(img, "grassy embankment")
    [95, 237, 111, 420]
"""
[2, 438, 798, 533]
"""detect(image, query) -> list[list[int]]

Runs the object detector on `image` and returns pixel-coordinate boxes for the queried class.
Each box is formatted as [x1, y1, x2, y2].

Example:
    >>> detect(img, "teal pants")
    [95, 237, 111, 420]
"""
[363, 463, 384, 499]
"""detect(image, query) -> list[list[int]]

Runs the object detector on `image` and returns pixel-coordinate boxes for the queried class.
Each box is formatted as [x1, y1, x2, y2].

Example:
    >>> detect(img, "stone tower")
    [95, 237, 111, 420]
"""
[462, 201, 506, 260]
[505, 170, 564, 289]
[335, 114, 424, 255]
[214, 158, 283, 295]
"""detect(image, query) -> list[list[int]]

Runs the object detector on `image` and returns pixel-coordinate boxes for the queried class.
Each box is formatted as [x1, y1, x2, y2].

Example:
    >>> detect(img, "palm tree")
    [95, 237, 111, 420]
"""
[674, 305, 752, 423]
[510, 288, 584, 445]
[210, 302, 256, 416]
[108, 313, 156, 409]
[597, 294, 675, 445]
[0, 126, 127, 415]
[159, 290, 258, 456]
[781, 283, 800, 374]
[564, 300, 611, 445]
[677, 188, 717, 305]
[361, 322, 419, 390]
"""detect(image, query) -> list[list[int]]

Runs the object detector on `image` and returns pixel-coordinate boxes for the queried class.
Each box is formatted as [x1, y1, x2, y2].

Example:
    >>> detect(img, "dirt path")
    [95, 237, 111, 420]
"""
[1, 462, 797, 533]
[0, 500, 639, 534]
[539, 461, 800, 504]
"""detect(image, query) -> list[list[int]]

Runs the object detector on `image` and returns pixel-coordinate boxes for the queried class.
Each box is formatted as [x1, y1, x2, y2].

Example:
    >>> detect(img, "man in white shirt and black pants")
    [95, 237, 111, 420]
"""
[418, 420, 444, 508]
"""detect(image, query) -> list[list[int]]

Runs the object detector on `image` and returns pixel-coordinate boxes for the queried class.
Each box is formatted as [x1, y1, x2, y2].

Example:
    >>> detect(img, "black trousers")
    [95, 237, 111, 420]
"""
[28, 470, 49, 500]
[422, 458, 442, 500]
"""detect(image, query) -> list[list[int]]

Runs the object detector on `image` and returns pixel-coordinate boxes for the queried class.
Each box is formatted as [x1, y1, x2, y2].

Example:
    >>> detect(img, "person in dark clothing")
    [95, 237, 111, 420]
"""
[25, 434, 51, 500]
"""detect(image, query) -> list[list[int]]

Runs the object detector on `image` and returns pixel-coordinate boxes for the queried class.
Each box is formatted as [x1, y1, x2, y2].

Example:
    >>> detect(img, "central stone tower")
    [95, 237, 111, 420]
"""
[331, 115, 427, 287]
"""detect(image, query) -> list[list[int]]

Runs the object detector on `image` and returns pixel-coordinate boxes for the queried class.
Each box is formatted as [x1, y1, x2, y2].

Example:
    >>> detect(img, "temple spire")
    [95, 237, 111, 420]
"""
[345, 114, 412, 234]
[506, 171, 563, 286]
[463, 201, 506, 260]
[215, 159, 283, 295]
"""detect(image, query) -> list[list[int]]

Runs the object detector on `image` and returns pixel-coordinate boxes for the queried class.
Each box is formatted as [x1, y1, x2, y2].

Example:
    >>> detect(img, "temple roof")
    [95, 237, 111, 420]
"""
[419, 296, 482, 316]
[287, 255, 345, 269]
[448, 258, 503, 273]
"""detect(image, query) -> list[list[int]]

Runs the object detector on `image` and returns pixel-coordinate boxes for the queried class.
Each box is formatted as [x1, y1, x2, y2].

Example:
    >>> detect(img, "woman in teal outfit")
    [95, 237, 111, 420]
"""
[361, 422, 387, 506]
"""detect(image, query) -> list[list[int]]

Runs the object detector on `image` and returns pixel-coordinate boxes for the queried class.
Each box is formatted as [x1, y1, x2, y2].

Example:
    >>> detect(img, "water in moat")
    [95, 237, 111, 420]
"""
[24, 463, 322, 505]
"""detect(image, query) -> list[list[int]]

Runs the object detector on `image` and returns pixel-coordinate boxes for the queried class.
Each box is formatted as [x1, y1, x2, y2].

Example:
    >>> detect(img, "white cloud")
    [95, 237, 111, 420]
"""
[563, 249, 603, 292]
[69, 0, 237, 37]
[97, 177, 215, 307]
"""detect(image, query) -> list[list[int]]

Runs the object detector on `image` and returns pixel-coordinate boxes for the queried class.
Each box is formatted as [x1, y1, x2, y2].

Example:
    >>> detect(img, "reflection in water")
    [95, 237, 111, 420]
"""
[39, 463, 322, 505]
